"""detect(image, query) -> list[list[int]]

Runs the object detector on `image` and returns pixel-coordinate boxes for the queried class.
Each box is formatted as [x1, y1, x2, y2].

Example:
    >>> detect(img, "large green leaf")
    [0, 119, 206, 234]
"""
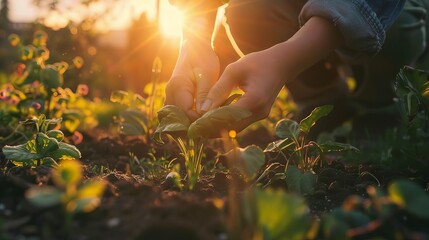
[187, 106, 251, 139]
[323, 209, 371, 240]
[225, 145, 265, 179]
[2, 141, 41, 162]
[47, 142, 82, 159]
[275, 119, 299, 139]
[285, 166, 317, 195]
[154, 105, 190, 143]
[40, 66, 63, 91]
[256, 189, 310, 240]
[46, 130, 64, 142]
[36, 133, 59, 155]
[388, 179, 429, 219]
[119, 109, 148, 135]
[26, 186, 62, 208]
[299, 105, 333, 134]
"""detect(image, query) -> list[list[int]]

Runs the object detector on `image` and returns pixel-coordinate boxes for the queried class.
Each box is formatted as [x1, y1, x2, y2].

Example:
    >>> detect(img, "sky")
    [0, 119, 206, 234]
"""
[7, 0, 182, 35]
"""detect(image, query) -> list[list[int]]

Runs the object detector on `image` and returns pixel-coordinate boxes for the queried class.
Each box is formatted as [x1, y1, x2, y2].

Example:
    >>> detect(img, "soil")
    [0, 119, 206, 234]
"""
[0, 128, 426, 240]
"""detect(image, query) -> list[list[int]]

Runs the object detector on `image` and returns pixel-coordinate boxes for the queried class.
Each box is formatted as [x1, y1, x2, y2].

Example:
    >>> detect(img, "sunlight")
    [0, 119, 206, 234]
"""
[160, 2, 183, 38]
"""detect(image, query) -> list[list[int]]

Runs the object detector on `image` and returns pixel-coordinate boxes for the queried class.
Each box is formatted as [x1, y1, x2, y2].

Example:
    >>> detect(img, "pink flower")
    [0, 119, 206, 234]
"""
[76, 84, 89, 96]
[32, 81, 41, 88]
[0, 89, 8, 100]
[32, 101, 42, 110]
[6, 95, 20, 105]
[71, 131, 83, 145]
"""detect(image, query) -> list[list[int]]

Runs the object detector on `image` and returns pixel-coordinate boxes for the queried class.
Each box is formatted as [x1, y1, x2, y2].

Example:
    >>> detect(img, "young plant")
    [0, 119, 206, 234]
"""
[264, 105, 357, 195]
[154, 103, 251, 190]
[26, 159, 106, 230]
[2, 114, 81, 167]
[1, 31, 97, 144]
[110, 57, 165, 140]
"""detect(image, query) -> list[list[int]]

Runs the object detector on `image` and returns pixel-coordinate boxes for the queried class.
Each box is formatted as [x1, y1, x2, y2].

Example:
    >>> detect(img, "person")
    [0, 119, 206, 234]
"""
[165, 0, 429, 135]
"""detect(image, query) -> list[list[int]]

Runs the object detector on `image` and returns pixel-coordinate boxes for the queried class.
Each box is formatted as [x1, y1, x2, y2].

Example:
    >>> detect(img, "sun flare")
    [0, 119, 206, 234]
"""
[160, 2, 184, 37]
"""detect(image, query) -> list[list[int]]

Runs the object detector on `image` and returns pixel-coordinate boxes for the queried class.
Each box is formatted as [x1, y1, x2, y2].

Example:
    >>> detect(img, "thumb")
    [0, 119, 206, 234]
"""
[200, 68, 237, 112]
[194, 68, 216, 114]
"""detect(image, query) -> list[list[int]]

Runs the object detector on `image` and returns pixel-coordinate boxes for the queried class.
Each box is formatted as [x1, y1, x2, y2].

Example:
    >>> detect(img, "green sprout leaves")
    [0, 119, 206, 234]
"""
[154, 104, 251, 142]
[2, 115, 81, 167]
[187, 106, 251, 139]
[26, 160, 106, 214]
[285, 166, 317, 196]
[224, 145, 266, 179]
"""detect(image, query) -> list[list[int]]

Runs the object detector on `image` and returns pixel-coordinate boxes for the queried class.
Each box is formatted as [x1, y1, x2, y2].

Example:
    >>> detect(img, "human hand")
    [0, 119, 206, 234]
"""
[200, 49, 289, 132]
[165, 39, 220, 121]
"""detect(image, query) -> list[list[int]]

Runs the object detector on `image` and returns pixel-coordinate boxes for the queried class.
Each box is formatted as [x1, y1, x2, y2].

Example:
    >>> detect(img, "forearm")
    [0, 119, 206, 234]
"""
[265, 16, 343, 82]
[176, 1, 220, 43]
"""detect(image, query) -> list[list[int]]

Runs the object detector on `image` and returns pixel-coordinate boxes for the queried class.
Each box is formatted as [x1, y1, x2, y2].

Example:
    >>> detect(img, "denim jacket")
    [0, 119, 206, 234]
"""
[300, 0, 405, 59]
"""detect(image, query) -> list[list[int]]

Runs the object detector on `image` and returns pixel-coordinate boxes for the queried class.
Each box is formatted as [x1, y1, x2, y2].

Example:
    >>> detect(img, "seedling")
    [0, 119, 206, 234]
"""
[110, 57, 165, 140]
[2, 114, 81, 167]
[26, 159, 106, 230]
[154, 103, 251, 190]
[1, 31, 97, 144]
[263, 105, 357, 195]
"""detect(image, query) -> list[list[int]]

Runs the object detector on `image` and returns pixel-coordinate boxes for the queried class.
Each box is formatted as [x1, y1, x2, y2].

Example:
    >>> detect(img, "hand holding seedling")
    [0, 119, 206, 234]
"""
[166, 17, 343, 133]
[164, 39, 220, 121]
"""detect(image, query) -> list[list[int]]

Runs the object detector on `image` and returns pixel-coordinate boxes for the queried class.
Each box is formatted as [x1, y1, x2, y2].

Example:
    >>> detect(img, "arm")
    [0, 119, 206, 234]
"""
[201, 16, 343, 131]
[164, 1, 221, 120]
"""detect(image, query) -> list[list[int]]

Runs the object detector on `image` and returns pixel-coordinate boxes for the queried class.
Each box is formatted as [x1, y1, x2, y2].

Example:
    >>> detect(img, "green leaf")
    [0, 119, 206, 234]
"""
[154, 105, 190, 143]
[119, 109, 148, 135]
[388, 179, 429, 219]
[2, 142, 41, 162]
[285, 166, 317, 195]
[236, 145, 265, 179]
[40, 157, 58, 166]
[299, 105, 333, 134]
[323, 209, 371, 240]
[319, 142, 358, 153]
[46, 130, 64, 142]
[47, 142, 82, 160]
[256, 189, 310, 240]
[275, 119, 299, 139]
[26, 186, 62, 208]
[36, 133, 59, 155]
[188, 106, 251, 139]
[110, 90, 130, 105]
[40, 66, 63, 91]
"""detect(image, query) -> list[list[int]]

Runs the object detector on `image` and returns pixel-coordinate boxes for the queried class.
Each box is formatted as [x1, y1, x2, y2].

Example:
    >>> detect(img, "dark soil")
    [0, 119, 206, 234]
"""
[0, 129, 425, 240]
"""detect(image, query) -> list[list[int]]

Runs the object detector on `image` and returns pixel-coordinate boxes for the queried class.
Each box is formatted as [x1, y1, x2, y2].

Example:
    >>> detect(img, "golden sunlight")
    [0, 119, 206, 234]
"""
[160, 2, 183, 37]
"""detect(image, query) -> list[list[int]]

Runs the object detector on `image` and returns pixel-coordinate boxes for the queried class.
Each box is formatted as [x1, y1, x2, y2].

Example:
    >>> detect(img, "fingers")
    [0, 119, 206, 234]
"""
[165, 75, 199, 121]
[194, 68, 216, 114]
[200, 65, 239, 112]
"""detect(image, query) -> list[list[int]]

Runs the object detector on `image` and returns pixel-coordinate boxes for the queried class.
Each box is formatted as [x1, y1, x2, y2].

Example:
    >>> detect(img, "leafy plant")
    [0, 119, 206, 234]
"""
[264, 105, 357, 195]
[229, 179, 429, 240]
[110, 57, 165, 140]
[1, 31, 97, 145]
[2, 114, 81, 167]
[26, 159, 106, 229]
[321, 179, 429, 239]
[154, 103, 251, 189]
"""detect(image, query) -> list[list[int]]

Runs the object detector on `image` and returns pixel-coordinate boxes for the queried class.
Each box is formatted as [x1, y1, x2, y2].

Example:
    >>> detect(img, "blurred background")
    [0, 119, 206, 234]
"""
[0, 0, 182, 97]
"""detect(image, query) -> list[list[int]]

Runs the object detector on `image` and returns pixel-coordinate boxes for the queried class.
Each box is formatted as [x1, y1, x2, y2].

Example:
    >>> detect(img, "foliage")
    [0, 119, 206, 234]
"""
[26, 159, 106, 227]
[110, 57, 165, 140]
[154, 100, 251, 190]
[154, 104, 251, 142]
[2, 114, 81, 167]
[0, 31, 98, 145]
[230, 179, 429, 239]
[263, 105, 357, 195]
